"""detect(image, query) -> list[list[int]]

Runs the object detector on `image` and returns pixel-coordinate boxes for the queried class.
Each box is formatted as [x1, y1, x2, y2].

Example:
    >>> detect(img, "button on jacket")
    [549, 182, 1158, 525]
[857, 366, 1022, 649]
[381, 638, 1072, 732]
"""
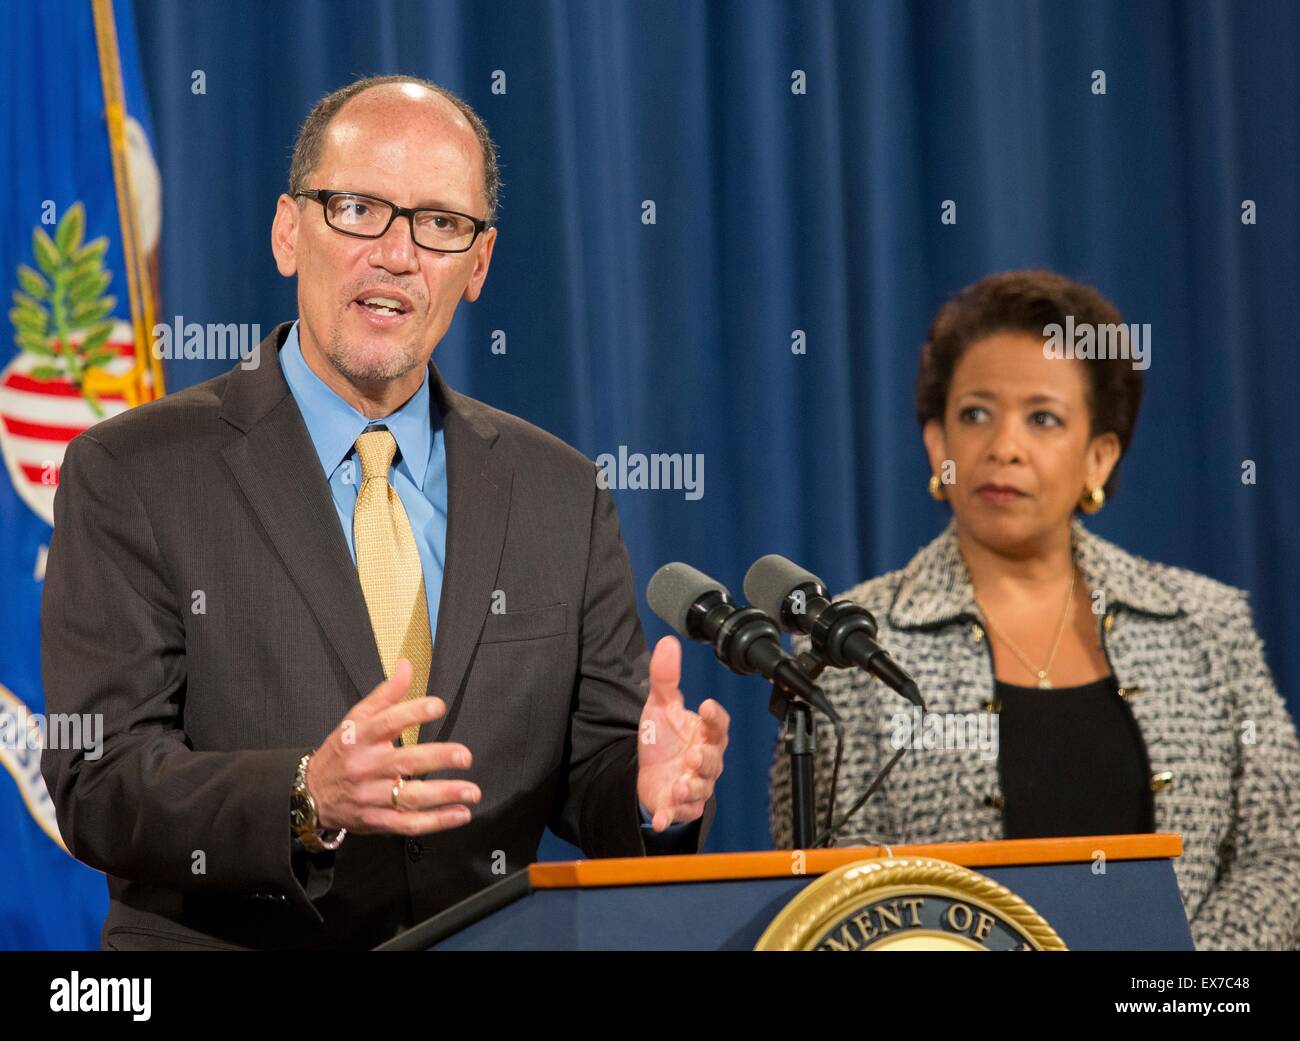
[769, 518, 1300, 951]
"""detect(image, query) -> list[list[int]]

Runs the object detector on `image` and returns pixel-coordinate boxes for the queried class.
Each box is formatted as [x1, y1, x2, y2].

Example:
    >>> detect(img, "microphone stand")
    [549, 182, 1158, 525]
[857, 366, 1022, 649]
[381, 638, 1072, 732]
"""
[768, 650, 829, 850]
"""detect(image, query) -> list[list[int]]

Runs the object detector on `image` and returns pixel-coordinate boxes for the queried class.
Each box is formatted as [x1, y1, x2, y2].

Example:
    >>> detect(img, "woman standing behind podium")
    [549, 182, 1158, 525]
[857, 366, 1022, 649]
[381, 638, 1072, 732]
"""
[769, 270, 1300, 950]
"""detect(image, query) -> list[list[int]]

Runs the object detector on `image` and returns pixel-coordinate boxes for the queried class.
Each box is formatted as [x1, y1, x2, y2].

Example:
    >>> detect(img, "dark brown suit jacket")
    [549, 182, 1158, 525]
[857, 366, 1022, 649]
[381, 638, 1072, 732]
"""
[40, 321, 714, 950]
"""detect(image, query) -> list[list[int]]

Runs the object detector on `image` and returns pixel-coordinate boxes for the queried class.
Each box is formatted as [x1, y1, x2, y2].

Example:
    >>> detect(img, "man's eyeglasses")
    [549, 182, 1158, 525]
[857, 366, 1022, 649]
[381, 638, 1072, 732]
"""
[294, 189, 491, 254]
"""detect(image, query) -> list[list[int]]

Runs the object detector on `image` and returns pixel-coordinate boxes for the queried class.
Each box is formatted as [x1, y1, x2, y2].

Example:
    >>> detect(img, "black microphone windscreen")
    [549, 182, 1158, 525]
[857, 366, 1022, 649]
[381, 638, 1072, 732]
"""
[743, 554, 826, 622]
[646, 562, 730, 637]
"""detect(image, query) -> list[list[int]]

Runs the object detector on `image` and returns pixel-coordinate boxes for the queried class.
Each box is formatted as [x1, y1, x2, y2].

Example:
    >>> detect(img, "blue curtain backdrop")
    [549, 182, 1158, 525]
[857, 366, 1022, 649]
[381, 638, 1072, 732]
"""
[133, 0, 1300, 858]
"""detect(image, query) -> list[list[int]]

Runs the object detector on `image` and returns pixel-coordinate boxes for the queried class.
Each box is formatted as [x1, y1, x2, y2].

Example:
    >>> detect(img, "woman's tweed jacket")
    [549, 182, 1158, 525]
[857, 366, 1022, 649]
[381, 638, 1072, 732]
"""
[769, 518, 1300, 951]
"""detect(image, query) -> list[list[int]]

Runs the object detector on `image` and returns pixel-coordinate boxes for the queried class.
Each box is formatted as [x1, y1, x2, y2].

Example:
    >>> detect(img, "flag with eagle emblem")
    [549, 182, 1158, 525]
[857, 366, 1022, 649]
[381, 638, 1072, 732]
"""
[1, 0, 163, 950]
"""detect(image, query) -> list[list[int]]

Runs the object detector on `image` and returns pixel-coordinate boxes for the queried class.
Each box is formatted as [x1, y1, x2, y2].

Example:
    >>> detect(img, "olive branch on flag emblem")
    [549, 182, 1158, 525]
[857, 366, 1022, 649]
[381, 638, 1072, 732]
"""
[9, 202, 118, 418]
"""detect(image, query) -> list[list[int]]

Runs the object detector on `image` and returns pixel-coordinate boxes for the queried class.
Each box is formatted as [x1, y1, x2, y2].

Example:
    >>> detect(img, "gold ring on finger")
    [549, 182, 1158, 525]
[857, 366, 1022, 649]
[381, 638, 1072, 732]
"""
[391, 776, 406, 810]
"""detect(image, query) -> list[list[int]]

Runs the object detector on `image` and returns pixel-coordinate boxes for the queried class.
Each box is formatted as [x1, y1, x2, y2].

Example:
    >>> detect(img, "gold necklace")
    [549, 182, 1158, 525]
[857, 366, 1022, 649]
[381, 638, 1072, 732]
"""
[974, 567, 1076, 689]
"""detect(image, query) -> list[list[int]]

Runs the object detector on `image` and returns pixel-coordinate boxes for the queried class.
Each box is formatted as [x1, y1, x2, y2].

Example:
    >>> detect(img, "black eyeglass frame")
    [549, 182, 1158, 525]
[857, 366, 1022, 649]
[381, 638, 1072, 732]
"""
[294, 188, 491, 253]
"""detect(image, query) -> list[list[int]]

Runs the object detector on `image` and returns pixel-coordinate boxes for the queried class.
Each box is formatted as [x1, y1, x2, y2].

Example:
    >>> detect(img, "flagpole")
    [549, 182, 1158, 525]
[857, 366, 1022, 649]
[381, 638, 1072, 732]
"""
[90, 0, 164, 404]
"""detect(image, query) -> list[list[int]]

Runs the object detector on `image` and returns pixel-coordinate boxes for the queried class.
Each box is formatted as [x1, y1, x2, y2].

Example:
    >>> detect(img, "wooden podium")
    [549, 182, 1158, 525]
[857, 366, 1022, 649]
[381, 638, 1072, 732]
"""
[377, 833, 1194, 950]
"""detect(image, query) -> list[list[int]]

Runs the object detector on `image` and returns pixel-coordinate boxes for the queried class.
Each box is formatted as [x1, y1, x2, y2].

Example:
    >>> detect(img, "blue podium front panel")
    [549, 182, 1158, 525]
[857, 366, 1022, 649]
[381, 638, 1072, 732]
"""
[429, 858, 1194, 950]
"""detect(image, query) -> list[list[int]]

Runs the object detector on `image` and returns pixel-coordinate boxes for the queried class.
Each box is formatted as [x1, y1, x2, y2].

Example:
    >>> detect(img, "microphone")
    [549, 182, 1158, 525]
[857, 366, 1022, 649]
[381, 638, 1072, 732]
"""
[646, 562, 840, 723]
[744, 554, 923, 708]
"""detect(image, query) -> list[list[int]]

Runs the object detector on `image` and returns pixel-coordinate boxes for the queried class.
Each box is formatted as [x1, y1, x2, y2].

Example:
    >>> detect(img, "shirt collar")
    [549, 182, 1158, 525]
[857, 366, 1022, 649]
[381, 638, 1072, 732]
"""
[279, 320, 434, 486]
[886, 516, 1185, 630]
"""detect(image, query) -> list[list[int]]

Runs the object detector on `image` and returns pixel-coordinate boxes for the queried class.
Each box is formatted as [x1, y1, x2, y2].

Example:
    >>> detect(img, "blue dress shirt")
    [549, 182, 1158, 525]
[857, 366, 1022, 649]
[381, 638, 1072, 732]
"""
[280, 321, 694, 851]
[280, 322, 447, 642]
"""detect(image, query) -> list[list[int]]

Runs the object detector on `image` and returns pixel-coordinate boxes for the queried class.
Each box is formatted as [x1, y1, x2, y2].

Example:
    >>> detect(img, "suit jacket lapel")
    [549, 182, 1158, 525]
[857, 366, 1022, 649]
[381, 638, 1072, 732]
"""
[217, 322, 516, 730]
[219, 322, 384, 705]
[422, 375, 514, 740]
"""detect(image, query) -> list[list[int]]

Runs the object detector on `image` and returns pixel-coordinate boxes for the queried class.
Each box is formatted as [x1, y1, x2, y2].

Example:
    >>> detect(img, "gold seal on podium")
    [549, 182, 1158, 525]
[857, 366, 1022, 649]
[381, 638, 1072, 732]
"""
[755, 856, 1068, 951]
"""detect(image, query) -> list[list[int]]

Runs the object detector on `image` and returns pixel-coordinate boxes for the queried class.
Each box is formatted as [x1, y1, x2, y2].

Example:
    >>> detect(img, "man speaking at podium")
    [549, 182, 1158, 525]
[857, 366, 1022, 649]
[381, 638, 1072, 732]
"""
[40, 76, 728, 951]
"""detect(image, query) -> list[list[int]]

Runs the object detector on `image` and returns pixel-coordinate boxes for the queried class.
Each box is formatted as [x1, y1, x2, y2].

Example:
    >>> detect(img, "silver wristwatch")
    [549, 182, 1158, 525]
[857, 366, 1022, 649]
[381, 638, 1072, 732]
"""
[290, 752, 346, 853]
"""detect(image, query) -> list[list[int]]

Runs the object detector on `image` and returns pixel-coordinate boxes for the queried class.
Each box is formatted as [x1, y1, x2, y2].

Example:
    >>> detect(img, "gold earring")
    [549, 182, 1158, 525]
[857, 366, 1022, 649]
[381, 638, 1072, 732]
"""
[1079, 486, 1105, 513]
[928, 474, 946, 501]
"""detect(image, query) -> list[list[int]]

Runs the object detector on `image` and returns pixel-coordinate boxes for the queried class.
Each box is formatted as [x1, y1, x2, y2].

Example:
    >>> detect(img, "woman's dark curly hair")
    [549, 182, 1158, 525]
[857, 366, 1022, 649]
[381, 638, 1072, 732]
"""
[915, 269, 1144, 500]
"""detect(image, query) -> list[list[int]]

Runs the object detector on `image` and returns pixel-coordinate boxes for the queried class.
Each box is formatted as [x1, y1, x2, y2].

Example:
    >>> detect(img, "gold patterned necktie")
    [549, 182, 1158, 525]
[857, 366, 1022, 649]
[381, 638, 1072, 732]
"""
[353, 428, 431, 746]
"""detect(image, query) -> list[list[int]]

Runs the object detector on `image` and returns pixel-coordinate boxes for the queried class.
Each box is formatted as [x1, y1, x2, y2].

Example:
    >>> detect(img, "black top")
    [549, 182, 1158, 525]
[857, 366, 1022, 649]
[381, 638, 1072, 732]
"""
[996, 674, 1155, 840]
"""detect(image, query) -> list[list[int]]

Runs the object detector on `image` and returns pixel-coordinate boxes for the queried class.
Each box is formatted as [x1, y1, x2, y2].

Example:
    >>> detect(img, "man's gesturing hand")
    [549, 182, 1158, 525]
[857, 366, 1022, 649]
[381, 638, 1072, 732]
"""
[304, 659, 480, 836]
[636, 636, 730, 832]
